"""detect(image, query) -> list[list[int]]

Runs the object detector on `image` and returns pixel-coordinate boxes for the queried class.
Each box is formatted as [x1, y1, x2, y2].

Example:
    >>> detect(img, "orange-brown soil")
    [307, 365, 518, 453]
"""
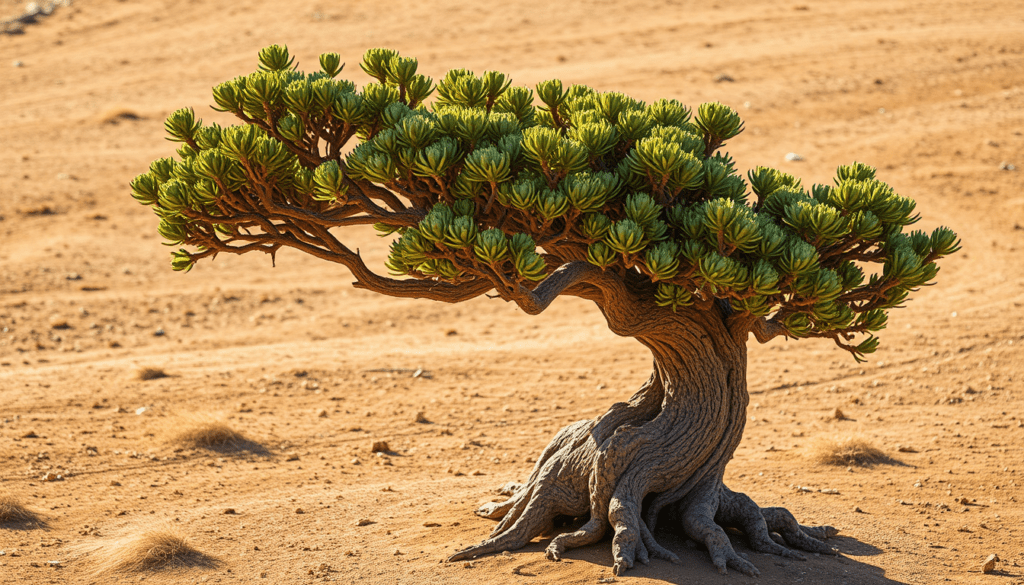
[1, 1, 1022, 583]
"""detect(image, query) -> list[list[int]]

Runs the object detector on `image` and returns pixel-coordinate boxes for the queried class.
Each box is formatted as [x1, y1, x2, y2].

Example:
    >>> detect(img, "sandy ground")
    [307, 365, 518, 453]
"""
[1, 1, 1023, 583]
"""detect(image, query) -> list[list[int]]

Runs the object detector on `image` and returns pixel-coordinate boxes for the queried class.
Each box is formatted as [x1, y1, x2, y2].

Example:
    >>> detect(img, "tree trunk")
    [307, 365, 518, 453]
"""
[448, 298, 838, 575]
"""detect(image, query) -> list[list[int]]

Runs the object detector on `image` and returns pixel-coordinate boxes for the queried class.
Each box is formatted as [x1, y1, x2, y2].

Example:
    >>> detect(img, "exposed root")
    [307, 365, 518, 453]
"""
[679, 479, 761, 576]
[639, 517, 680, 564]
[448, 307, 844, 576]
[760, 506, 839, 554]
[669, 481, 839, 575]
[717, 486, 807, 561]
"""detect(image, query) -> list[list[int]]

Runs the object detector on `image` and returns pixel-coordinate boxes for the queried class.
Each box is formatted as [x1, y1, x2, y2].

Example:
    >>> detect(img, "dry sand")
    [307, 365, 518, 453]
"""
[1, 0, 1023, 583]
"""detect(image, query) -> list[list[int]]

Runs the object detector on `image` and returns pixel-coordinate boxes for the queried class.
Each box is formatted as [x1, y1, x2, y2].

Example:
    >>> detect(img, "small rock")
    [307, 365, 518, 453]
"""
[153, 328, 165, 337]
[41, 472, 62, 482]
[134, 407, 147, 415]
[109, 481, 121, 487]
[294, 508, 305, 514]
[854, 507, 865, 513]
[21, 430, 39, 438]
[463, 561, 475, 568]
[223, 508, 236, 514]
[423, 521, 441, 527]
[370, 440, 390, 453]
[714, 74, 735, 83]
[285, 453, 299, 461]
[820, 488, 840, 494]
[13, 60, 23, 68]
[65, 272, 81, 281]
[998, 161, 1016, 171]
[316, 408, 328, 418]
[414, 411, 429, 423]
[982, 554, 998, 573]
[445, 329, 458, 336]
[785, 152, 805, 162]
[830, 407, 847, 420]
[897, 445, 917, 453]
[470, 469, 485, 476]
[350, 458, 360, 465]
[393, 549, 403, 555]
[355, 518, 374, 526]
[597, 578, 618, 584]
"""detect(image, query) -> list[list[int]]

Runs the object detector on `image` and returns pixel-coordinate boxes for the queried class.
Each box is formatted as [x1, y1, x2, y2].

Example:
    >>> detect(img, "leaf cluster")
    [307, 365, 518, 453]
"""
[132, 46, 960, 361]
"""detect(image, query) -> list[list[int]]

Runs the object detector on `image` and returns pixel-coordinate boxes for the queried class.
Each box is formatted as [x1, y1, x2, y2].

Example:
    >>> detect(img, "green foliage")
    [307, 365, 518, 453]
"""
[134, 46, 961, 362]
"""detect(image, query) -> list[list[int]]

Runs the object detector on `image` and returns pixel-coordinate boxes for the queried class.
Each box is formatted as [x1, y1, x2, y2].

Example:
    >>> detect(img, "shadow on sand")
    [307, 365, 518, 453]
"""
[500, 524, 903, 585]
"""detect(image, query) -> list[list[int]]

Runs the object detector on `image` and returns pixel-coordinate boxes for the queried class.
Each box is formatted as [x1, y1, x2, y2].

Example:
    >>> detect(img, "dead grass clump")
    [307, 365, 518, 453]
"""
[811, 436, 889, 466]
[89, 529, 217, 574]
[167, 416, 245, 449]
[0, 494, 41, 525]
[99, 108, 143, 125]
[136, 367, 169, 381]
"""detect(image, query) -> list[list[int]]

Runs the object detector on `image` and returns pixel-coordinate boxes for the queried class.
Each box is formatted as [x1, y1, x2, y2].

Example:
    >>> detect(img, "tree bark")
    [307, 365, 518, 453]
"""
[448, 297, 838, 575]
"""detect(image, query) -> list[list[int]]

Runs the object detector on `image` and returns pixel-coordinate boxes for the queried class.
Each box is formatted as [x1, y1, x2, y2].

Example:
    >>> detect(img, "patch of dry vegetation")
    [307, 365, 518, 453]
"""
[88, 529, 217, 574]
[0, 494, 41, 526]
[136, 366, 169, 381]
[98, 108, 143, 125]
[166, 415, 245, 449]
[811, 436, 890, 466]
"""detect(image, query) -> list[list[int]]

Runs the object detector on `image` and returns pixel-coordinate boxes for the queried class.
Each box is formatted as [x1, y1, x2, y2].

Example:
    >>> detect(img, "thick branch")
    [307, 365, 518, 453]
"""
[512, 262, 635, 315]
[346, 250, 494, 303]
[748, 316, 789, 343]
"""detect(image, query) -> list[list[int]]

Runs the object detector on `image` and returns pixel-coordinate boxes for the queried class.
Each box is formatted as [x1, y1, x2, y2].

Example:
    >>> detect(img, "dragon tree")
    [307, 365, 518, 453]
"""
[132, 46, 960, 576]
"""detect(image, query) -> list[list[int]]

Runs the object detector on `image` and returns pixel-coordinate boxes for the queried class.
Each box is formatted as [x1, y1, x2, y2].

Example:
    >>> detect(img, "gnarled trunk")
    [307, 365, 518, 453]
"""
[449, 298, 838, 575]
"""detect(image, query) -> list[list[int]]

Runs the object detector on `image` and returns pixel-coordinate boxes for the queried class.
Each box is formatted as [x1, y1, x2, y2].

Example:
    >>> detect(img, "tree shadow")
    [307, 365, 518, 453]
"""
[503, 524, 905, 585]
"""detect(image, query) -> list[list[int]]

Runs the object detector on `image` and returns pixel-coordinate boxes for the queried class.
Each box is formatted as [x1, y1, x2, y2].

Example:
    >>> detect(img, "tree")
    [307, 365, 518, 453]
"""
[132, 45, 960, 576]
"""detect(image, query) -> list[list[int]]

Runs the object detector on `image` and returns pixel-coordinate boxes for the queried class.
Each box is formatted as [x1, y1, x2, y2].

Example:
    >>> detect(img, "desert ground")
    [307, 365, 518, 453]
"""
[1, 0, 1023, 583]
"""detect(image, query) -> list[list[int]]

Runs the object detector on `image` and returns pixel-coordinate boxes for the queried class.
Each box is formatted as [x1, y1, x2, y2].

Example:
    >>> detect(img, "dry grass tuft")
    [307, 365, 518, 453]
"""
[0, 494, 42, 525]
[811, 436, 890, 466]
[88, 529, 217, 574]
[136, 367, 169, 381]
[99, 108, 143, 125]
[167, 416, 246, 449]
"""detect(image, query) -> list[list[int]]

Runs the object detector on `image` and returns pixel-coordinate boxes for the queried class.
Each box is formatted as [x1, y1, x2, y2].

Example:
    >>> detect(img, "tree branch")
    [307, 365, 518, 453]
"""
[511, 262, 634, 315]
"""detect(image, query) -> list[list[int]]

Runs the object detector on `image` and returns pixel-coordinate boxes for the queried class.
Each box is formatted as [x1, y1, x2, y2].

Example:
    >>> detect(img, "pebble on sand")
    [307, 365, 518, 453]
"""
[982, 554, 998, 573]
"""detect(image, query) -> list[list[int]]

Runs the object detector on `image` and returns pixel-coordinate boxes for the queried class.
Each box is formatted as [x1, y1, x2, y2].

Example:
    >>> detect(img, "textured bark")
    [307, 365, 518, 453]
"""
[448, 296, 838, 575]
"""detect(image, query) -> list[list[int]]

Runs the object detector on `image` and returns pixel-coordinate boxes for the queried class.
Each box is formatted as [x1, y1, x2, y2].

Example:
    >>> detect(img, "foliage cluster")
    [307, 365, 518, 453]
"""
[131, 45, 959, 359]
